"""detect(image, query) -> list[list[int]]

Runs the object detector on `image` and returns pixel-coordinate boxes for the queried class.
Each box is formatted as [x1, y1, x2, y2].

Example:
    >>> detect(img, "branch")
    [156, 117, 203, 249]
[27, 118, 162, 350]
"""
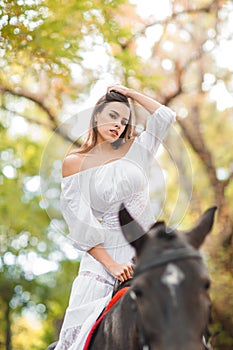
[163, 35, 209, 104]
[123, 1, 217, 47]
[151, 22, 168, 56]
[222, 171, 233, 187]
[0, 105, 81, 147]
[177, 106, 218, 188]
[0, 85, 57, 125]
[163, 86, 182, 106]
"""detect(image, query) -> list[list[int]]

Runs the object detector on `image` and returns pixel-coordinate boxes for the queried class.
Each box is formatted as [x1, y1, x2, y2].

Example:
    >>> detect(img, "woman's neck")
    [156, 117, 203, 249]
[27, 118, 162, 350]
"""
[93, 140, 116, 155]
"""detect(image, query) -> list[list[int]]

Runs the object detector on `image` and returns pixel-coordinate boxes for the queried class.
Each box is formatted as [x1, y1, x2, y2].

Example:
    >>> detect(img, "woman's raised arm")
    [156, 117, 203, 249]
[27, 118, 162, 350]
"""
[108, 84, 162, 114]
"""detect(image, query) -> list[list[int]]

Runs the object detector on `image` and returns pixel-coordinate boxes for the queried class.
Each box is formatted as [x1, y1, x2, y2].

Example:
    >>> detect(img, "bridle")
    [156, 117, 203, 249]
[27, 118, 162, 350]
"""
[128, 247, 212, 350]
[133, 247, 201, 278]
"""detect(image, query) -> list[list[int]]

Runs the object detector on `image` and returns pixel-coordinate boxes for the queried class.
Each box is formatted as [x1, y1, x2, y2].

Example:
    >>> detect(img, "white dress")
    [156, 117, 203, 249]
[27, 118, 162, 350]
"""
[55, 105, 176, 350]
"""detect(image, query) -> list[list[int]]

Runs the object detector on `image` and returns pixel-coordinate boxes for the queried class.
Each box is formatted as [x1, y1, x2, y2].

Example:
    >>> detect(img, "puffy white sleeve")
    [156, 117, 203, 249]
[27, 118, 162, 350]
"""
[136, 105, 176, 155]
[60, 174, 106, 252]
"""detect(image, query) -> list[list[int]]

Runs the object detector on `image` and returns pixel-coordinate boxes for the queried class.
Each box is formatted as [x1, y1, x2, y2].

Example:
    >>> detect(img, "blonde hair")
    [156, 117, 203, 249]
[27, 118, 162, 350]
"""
[76, 91, 133, 153]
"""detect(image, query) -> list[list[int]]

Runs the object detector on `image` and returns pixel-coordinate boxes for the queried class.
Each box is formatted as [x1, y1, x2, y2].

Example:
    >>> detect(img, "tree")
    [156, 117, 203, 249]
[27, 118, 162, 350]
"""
[1, 0, 233, 348]
[109, 1, 233, 347]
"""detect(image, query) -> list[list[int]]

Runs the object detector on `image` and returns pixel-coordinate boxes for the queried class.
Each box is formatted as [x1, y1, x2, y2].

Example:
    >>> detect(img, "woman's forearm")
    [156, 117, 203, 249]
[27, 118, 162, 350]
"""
[107, 84, 162, 114]
[88, 244, 116, 271]
[88, 244, 134, 282]
[127, 89, 162, 114]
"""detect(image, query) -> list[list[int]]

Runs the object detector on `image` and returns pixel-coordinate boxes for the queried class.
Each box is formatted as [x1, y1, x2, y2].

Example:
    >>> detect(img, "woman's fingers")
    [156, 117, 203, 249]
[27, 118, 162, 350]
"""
[128, 263, 135, 276]
[123, 266, 130, 280]
[116, 268, 127, 282]
[107, 84, 129, 96]
[108, 262, 135, 282]
[119, 263, 134, 281]
[118, 274, 124, 283]
[107, 84, 120, 92]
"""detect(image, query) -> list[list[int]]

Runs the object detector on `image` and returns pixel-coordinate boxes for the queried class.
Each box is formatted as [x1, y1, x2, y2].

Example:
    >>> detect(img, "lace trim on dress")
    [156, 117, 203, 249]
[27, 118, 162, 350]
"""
[79, 270, 114, 287]
[57, 325, 82, 349]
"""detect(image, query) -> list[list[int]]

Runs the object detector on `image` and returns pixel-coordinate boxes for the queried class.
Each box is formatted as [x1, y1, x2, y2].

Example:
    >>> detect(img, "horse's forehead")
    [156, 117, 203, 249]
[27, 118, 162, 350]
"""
[144, 232, 187, 255]
[161, 263, 185, 287]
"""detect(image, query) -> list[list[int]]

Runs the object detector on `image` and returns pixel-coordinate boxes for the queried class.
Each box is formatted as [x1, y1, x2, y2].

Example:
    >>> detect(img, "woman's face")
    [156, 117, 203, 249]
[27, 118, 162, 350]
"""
[95, 101, 130, 144]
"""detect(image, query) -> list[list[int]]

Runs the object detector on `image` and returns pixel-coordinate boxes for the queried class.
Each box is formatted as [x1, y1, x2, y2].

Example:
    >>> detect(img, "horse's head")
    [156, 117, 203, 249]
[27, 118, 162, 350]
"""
[119, 205, 217, 350]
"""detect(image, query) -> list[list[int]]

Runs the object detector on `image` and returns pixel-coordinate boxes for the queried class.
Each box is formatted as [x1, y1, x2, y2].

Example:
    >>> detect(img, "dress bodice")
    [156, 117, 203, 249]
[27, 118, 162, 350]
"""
[89, 157, 150, 228]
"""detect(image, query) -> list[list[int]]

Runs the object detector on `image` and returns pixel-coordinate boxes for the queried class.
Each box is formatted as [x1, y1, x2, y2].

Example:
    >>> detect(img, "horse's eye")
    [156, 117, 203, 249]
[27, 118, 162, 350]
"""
[204, 279, 211, 290]
[134, 287, 143, 298]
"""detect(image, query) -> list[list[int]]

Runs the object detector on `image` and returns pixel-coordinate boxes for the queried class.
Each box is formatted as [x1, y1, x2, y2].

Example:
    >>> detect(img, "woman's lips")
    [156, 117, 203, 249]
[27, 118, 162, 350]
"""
[110, 129, 118, 137]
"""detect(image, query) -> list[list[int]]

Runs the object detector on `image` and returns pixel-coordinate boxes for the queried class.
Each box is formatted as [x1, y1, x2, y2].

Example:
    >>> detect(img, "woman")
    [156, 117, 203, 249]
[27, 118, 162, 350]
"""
[55, 85, 176, 349]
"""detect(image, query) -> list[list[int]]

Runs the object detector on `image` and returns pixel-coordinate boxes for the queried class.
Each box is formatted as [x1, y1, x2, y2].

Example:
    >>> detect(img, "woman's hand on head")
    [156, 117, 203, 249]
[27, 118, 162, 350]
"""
[107, 262, 135, 282]
[107, 84, 132, 98]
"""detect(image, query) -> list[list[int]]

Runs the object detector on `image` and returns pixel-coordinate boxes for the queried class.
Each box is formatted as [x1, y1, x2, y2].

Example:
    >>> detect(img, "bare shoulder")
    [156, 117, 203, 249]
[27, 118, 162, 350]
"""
[62, 152, 86, 178]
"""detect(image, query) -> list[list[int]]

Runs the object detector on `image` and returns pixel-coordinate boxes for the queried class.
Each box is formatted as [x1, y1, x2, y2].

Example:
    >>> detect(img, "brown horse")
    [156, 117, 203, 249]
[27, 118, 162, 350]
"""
[88, 205, 217, 350]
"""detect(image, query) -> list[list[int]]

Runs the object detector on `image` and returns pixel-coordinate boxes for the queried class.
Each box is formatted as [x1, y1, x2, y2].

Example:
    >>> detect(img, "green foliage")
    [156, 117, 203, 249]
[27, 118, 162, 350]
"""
[0, 120, 59, 348]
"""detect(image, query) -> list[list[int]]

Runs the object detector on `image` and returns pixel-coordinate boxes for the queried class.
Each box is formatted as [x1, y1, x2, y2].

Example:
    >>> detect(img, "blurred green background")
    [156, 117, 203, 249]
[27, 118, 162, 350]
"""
[0, 0, 233, 349]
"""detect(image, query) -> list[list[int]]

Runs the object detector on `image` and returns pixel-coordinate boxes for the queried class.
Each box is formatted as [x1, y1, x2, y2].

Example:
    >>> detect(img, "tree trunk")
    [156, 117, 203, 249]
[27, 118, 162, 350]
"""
[176, 105, 233, 348]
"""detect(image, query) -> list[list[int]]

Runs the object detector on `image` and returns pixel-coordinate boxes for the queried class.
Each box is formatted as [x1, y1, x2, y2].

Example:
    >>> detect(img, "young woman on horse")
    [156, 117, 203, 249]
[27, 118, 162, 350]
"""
[54, 84, 176, 349]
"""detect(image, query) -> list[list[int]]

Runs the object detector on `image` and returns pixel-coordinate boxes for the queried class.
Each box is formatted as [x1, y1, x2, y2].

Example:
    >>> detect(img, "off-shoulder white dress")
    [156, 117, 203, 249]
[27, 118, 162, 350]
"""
[55, 106, 176, 350]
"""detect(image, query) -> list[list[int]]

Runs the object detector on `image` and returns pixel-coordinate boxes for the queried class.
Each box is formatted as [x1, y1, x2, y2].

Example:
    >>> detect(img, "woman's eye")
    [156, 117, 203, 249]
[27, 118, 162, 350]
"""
[109, 113, 117, 119]
[109, 113, 128, 125]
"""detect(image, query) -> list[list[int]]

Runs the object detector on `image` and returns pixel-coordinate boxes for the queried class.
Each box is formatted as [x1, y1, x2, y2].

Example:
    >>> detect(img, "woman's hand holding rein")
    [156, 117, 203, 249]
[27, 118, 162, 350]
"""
[106, 262, 134, 282]
[88, 244, 134, 282]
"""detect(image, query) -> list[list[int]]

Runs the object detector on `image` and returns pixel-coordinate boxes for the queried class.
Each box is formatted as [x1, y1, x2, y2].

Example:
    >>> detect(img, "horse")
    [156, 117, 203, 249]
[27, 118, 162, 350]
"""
[88, 205, 217, 350]
[47, 205, 216, 350]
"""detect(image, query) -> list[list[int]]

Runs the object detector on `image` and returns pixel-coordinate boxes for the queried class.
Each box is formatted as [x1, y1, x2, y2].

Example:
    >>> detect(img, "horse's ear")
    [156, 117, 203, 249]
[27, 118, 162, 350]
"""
[184, 207, 217, 249]
[149, 221, 166, 237]
[119, 203, 148, 255]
